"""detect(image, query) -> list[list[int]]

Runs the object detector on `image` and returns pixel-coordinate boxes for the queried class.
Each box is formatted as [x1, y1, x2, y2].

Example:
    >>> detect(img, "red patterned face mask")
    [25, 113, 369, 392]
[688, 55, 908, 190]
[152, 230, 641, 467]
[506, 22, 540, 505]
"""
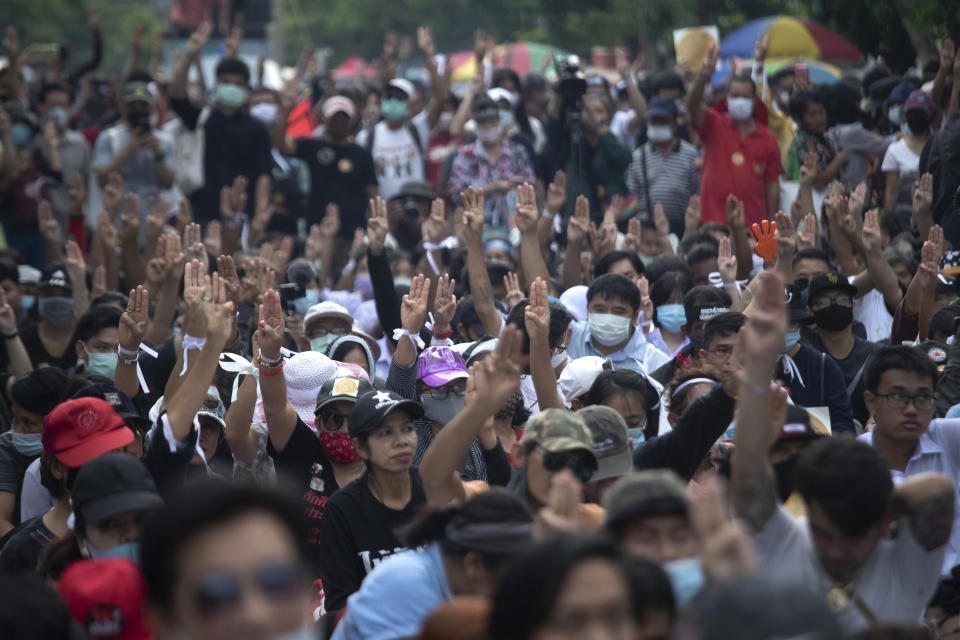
[318, 431, 361, 465]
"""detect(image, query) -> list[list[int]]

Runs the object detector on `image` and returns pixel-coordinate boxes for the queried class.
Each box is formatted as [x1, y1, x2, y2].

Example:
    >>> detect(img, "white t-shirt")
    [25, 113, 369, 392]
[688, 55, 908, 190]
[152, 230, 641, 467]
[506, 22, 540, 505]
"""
[880, 138, 920, 175]
[754, 506, 945, 634]
[355, 111, 430, 201]
[851, 273, 893, 342]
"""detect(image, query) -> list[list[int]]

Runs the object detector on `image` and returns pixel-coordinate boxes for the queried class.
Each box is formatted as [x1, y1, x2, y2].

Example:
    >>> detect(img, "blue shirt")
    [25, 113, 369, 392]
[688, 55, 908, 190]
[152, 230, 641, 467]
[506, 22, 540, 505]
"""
[566, 320, 670, 374]
[331, 543, 452, 640]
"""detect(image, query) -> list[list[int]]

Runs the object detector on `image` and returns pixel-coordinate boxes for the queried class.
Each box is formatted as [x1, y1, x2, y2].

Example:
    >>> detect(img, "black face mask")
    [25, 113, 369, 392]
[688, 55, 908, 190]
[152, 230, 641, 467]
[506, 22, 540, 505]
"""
[813, 304, 853, 332]
[773, 455, 799, 502]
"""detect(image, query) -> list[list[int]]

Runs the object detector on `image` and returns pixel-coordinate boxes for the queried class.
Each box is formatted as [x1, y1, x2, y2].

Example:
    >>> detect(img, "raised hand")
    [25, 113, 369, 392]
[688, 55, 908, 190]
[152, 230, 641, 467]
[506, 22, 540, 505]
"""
[64, 240, 87, 287]
[183, 222, 208, 272]
[145, 197, 167, 241]
[774, 211, 795, 254]
[753, 34, 770, 63]
[700, 44, 719, 76]
[623, 217, 642, 253]
[91, 265, 107, 300]
[567, 195, 590, 246]
[97, 209, 119, 252]
[182, 259, 208, 338]
[37, 200, 61, 245]
[797, 148, 819, 188]
[459, 187, 485, 246]
[164, 231, 186, 284]
[685, 195, 702, 234]
[534, 469, 584, 537]
[595, 209, 617, 258]
[119, 195, 141, 245]
[175, 197, 193, 233]
[432, 273, 457, 332]
[204, 220, 223, 257]
[102, 172, 124, 216]
[941, 38, 956, 77]
[239, 256, 267, 307]
[224, 26, 243, 59]
[216, 254, 244, 306]
[185, 22, 213, 61]
[145, 235, 168, 290]
[718, 236, 737, 284]
[417, 25, 435, 58]
[653, 202, 670, 238]
[367, 196, 389, 255]
[504, 271, 524, 309]
[422, 198, 447, 245]
[797, 212, 817, 251]
[740, 270, 787, 370]
[118, 286, 149, 351]
[514, 182, 539, 234]
[861, 208, 882, 253]
[401, 274, 431, 334]
[0, 288, 17, 336]
[917, 225, 944, 290]
[848, 182, 867, 220]
[468, 323, 524, 410]
[546, 170, 567, 214]
[524, 277, 551, 345]
[913, 172, 933, 218]
[725, 194, 745, 230]
[220, 175, 248, 229]
[637, 275, 654, 323]
[319, 203, 340, 240]
[750, 219, 778, 265]
[204, 271, 236, 347]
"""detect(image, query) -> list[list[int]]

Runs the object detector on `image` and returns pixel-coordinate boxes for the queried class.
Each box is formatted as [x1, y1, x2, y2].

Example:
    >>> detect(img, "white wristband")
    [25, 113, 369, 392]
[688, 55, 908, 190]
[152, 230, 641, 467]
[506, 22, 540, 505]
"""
[392, 328, 425, 349]
[180, 335, 207, 376]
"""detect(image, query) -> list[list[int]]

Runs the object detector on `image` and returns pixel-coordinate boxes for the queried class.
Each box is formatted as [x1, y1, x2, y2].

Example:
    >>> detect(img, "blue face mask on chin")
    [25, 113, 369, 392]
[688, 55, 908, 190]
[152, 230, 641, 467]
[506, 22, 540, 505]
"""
[783, 327, 801, 353]
[11, 432, 43, 457]
[84, 540, 141, 564]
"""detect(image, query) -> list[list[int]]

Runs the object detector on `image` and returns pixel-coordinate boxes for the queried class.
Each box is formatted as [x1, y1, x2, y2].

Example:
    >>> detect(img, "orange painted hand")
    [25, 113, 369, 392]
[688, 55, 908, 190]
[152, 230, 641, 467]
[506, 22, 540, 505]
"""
[751, 220, 778, 264]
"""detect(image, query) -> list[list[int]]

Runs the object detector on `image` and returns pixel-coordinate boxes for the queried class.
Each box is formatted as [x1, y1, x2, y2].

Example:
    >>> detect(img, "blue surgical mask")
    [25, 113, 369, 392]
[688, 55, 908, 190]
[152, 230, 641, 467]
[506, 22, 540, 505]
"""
[783, 327, 801, 353]
[626, 427, 646, 448]
[294, 289, 320, 318]
[84, 541, 141, 564]
[637, 253, 655, 267]
[499, 109, 514, 130]
[85, 345, 118, 379]
[310, 334, 337, 354]
[663, 557, 705, 607]
[888, 105, 902, 126]
[20, 294, 35, 310]
[11, 432, 43, 457]
[215, 83, 248, 109]
[11, 123, 33, 147]
[656, 304, 686, 334]
[381, 98, 408, 122]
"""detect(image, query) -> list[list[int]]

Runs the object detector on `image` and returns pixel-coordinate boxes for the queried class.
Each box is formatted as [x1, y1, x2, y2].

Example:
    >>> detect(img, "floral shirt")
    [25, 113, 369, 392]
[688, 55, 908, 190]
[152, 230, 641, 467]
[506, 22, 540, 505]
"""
[449, 139, 535, 228]
[786, 130, 836, 181]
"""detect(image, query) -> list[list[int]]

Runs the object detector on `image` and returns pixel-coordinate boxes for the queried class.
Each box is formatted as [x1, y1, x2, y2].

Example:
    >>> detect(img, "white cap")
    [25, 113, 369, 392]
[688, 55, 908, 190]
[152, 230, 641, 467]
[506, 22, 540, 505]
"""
[283, 351, 340, 428]
[487, 87, 517, 106]
[558, 285, 589, 322]
[303, 301, 353, 331]
[558, 356, 611, 407]
[18, 264, 41, 285]
[387, 78, 417, 98]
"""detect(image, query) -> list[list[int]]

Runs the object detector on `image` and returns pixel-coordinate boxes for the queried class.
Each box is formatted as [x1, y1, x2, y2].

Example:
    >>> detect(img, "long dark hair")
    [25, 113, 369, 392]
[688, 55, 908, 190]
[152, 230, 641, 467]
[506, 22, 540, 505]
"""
[584, 370, 661, 441]
[492, 68, 534, 140]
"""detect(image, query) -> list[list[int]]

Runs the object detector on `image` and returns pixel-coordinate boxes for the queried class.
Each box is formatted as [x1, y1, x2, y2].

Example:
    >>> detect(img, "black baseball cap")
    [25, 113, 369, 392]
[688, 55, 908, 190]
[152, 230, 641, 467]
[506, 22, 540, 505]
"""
[785, 284, 813, 324]
[646, 95, 678, 120]
[38, 264, 73, 293]
[72, 383, 152, 430]
[348, 390, 423, 438]
[315, 375, 375, 415]
[807, 271, 857, 302]
[71, 452, 163, 524]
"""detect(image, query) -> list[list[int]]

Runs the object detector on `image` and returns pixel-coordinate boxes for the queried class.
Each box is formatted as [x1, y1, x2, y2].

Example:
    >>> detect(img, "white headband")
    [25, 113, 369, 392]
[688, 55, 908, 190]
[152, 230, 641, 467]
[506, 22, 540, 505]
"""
[671, 377, 718, 398]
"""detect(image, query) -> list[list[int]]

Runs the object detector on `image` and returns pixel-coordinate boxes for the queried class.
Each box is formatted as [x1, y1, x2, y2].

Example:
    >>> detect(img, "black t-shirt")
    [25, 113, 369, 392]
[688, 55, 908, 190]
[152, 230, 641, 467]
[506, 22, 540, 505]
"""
[0, 515, 55, 572]
[317, 468, 426, 612]
[19, 323, 77, 370]
[806, 334, 880, 427]
[169, 99, 273, 223]
[0, 432, 38, 528]
[268, 417, 338, 563]
[293, 138, 377, 238]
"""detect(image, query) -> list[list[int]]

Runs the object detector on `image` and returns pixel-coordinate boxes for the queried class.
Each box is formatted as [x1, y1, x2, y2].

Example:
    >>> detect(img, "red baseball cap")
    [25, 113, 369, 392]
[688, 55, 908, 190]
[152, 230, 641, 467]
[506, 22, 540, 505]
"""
[60, 558, 152, 640]
[42, 398, 135, 468]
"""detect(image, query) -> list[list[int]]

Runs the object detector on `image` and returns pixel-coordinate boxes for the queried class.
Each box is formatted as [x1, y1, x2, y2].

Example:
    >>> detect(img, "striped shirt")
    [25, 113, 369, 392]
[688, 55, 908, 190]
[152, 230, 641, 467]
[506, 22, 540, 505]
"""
[625, 139, 700, 236]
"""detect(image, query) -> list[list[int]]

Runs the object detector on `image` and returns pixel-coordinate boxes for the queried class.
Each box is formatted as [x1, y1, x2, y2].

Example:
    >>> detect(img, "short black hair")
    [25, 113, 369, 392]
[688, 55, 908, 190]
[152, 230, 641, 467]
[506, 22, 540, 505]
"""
[75, 305, 122, 343]
[0, 573, 77, 638]
[215, 57, 251, 84]
[452, 296, 485, 341]
[0, 258, 19, 284]
[125, 69, 153, 85]
[652, 72, 685, 96]
[770, 67, 796, 86]
[90, 290, 128, 309]
[650, 271, 692, 311]
[729, 69, 756, 95]
[702, 311, 746, 350]
[683, 286, 733, 328]
[795, 438, 892, 538]
[489, 534, 649, 640]
[789, 89, 825, 123]
[505, 300, 573, 354]
[594, 251, 643, 278]
[792, 247, 832, 268]
[587, 274, 641, 315]
[39, 81, 72, 105]
[679, 231, 719, 257]
[930, 305, 960, 339]
[643, 256, 691, 286]
[141, 481, 310, 611]
[686, 245, 719, 268]
[11, 367, 70, 414]
[584, 369, 660, 440]
[863, 345, 938, 393]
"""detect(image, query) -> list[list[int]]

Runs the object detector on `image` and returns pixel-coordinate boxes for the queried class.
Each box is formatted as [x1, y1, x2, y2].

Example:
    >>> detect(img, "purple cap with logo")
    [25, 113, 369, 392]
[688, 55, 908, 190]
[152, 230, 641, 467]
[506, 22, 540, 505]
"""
[905, 90, 935, 117]
[417, 346, 469, 388]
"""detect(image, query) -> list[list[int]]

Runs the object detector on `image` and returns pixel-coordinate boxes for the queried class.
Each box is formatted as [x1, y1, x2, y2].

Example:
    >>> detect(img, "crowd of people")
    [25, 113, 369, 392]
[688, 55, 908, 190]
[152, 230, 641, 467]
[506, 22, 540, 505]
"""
[2, 8, 960, 640]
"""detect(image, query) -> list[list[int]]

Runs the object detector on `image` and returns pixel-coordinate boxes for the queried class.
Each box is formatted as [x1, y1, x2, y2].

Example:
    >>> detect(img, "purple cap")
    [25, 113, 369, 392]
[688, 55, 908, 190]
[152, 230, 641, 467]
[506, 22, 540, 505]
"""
[417, 346, 468, 387]
[905, 90, 935, 117]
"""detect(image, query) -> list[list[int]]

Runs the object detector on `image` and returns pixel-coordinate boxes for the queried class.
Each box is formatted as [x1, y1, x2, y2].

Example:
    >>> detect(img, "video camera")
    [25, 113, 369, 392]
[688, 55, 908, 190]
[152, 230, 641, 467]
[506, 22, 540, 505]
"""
[553, 53, 587, 117]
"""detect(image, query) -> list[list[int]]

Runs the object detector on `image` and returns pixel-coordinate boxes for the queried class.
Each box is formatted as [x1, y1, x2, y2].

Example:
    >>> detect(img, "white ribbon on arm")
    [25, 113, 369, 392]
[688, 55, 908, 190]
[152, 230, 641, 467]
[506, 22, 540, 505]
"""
[180, 335, 207, 376]
[778, 353, 805, 388]
[218, 352, 260, 403]
[393, 328, 425, 349]
[422, 236, 459, 275]
[118, 342, 159, 394]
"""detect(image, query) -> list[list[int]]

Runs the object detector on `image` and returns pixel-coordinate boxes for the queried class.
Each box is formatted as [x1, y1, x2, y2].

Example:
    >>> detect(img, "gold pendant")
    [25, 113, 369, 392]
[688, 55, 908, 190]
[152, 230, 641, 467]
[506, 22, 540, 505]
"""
[826, 587, 849, 612]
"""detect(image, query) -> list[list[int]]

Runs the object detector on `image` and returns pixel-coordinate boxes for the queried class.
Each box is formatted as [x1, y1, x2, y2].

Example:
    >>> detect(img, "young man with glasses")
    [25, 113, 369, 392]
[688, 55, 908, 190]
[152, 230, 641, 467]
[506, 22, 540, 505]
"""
[860, 345, 960, 576]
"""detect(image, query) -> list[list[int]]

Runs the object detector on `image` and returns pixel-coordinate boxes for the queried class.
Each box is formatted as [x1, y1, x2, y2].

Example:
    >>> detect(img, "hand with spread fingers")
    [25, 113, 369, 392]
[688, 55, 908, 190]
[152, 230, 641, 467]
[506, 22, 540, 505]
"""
[432, 273, 457, 334]
[119, 286, 149, 353]
[751, 219, 778, 265]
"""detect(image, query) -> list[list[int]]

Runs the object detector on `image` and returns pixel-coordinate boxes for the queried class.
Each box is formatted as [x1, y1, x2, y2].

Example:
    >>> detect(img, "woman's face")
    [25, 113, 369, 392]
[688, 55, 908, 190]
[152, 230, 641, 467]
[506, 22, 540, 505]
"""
[355, 411, 418, 473]
[602, 392, 647, 433]
[84, 510, 149, 552]
[803, 101, 827, 135]
[342, 345, 370, 375]
[607, 259, 639, 282]
[532, 558, 638, 640]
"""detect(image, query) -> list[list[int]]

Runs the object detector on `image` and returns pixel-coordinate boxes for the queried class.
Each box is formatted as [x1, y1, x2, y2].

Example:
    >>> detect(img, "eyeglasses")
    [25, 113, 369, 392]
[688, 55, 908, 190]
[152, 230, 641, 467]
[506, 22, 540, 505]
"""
[317, 412, 349, 432]
[707, 345, 734, 360]
[875, 392, 936, 410]
[810, 294, 853, 310]
[308, 327, 348, 338]
[539, 447, 596, 485]
[420, 380, 467, 400]
[551, 344, 568, 356]
[190, 562, 307, 617]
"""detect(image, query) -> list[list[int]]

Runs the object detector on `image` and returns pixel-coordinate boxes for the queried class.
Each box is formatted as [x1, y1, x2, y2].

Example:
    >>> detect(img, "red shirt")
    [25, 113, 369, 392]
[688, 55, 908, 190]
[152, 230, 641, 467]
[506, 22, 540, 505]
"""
[695, 103, 781, 228]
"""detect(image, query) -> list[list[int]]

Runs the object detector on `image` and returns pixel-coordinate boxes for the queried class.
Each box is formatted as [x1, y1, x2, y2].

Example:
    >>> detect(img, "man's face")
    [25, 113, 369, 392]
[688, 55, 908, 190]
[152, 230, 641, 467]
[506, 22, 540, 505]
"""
[891, 263, 912, 291]
[689, 258, 718, 287]
[587, 294, 637, 334]
[802, 101, 827, 135]
[326, 111, 353, 140]
[727, 80, 754, 101]
[305, 317, 351, 342]
[607, 259, 639, 282]
[77, 326, 120, 363]
[196, 418, 223, 463]
[159, 511, 311, 640]
[863, 369, 936, 444]
[700, 331, 741, 378]
[41, 89, 70, 117]
[1, 278, 21, 311]
[793, 259, 829, 284]
[620, 513, 697, 562]
[523, 448, 593, 507]
[582, 98, 608, 131]
[12, 402, 43, 435]
[807, 500, 886, 582]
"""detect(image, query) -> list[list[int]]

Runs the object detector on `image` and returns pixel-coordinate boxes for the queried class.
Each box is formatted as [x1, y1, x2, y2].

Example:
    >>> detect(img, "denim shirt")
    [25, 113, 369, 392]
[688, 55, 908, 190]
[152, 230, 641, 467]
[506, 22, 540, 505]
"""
[566, 320, 670, 373]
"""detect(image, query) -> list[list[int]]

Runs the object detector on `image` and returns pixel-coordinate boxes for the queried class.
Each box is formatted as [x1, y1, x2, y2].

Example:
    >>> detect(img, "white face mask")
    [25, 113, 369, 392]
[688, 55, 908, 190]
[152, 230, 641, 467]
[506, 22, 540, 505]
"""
[250, 102, 278, 124]
[727, 97, 754, 121]
[587, 313, 632, 346]
[437, 111, 454, 131]
[778, 91, 791, 108]
[647, 124, 673, 143]
[551, 351, 569, 369]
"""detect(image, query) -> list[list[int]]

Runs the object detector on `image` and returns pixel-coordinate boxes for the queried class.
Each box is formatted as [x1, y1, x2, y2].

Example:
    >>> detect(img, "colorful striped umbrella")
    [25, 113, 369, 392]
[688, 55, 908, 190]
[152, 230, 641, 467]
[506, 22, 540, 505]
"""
[449, 42, 570, 83]
[765, 57, 842, 85]
[720, 16, 861, 65]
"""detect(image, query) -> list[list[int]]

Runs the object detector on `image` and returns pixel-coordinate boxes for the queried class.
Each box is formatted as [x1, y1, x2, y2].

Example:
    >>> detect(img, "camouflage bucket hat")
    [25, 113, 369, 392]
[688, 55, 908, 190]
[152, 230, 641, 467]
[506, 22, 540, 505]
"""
[521, 409, 597, 463]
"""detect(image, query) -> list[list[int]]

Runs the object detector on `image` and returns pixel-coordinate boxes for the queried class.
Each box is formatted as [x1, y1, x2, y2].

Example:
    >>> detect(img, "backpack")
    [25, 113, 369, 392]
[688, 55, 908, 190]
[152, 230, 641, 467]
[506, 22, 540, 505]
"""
[174, 107, 212, 196]
[364, 121, 426, 175]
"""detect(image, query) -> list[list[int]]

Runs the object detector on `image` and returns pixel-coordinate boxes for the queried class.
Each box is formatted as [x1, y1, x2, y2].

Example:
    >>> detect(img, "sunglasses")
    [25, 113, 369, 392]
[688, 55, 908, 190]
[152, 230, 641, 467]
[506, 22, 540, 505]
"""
[317, 412, 349, 431]
[191, 562, 306, 617]
[539, 447, 596, 484]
